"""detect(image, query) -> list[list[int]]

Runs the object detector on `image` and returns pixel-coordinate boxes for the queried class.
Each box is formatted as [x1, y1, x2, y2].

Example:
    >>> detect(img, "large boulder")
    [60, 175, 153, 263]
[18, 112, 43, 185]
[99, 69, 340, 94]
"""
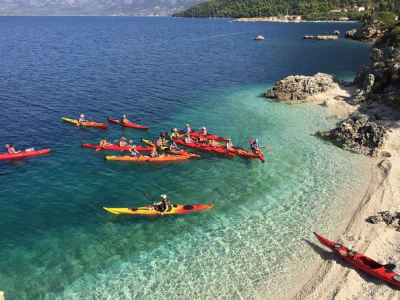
[366, 211, 400, 230]
[264, 73, 338, 103]
[345, 20, 387, 42]
[316, 114, 387, 156]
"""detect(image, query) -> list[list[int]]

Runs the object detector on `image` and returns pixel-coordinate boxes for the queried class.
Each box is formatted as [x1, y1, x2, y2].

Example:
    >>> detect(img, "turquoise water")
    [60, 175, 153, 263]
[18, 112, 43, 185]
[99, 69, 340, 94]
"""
[0, 17, 371, 299]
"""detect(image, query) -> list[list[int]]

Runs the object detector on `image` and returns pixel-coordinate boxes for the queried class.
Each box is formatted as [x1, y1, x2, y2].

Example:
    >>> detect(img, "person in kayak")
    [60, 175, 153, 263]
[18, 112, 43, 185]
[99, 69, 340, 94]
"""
[184, 135, 193, 144]
[77, 114, 85, 126]
[6, 144, 20, 154]
[129, 145, 140, 157]
[200, 127, 208, 137]
[183, 123, 191, 136]
[208, 139, 217, 147]
[169, 140, 179, 151]
[156, 136, 163, 148]
[121, 115, 130, 124]
[170, 128, 180, 140]
[150, 147, 159, 158]
[251, 139, 264, 156]
[119, 137, 128, 147]
[154, 194, 171, 214]
[99, 138, 111, 147]
[226, 138, 233, 149]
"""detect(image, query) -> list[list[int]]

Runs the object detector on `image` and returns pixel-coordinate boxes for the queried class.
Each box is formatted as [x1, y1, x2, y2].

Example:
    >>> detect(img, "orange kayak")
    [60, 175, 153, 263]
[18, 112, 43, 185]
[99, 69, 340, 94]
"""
[105, 154, 195, 162]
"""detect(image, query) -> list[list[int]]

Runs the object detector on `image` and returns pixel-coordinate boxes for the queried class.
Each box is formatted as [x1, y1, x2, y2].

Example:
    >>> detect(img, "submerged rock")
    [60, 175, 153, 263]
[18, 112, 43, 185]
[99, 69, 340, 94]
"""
[264, 73, 338, 103]
[366, 211, 400, 230]
[316, 114, 387, 156]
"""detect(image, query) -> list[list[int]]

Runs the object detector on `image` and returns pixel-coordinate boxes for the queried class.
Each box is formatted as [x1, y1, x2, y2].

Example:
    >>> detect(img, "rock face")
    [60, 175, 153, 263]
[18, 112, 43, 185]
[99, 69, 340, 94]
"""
[316, 113, 387, 156]
[345, 20, 387, 42]
[352, 37, 400, 107]
[303, 35, 338, 40]
[264, 73, 338, 103]
[366, 211, 400, 230]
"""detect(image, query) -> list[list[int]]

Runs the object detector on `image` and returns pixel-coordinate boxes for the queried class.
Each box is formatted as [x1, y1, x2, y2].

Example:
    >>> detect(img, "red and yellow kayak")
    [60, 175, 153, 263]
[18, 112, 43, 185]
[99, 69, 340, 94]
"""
[314, 232, 400, 287]
[249, 138, 265, 163]
[141, 139, 200, 158]
[108, 118, 149, 130]
[105, 154, 196, 162]
[0, 148, 51, 161]
[103, 204, 214, 215]
[62, 117, 108, 128]
[81, 143, 153, 152]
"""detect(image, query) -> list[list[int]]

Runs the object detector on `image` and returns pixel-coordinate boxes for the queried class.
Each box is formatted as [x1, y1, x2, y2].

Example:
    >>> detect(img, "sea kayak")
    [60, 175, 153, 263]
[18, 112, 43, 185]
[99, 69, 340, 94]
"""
[314, 232, 400, 287]
[103, 204, 214, 215]
[0, 148, 51, 161]
[108, 118, 149, 130]
[161, 134, 235, 157]
[177, 130, 229, 142]
[141, 139, 200, 158]
[62, 117, 108, 128]
[249, 138, 265, 163]
[81, 143, 153, 152]
[105, 154, 194, 162]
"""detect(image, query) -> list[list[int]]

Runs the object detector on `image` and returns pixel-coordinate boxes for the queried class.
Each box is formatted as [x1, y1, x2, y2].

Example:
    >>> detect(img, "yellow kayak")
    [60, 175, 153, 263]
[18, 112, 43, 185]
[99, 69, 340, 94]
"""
[103, 204, 214, 215]
[61, 117, 108, 128]
[105, 154, 193, 162]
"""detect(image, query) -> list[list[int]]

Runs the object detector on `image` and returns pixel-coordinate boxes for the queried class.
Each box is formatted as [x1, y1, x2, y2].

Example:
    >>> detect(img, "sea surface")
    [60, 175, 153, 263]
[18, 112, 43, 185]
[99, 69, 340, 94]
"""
[0, 17, 372, 299]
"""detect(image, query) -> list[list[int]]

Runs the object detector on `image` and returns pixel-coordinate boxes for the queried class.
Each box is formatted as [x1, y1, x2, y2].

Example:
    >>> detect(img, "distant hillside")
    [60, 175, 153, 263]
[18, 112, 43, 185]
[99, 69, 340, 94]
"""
[172, 0, 400, 20]
[0, 0, 205, 16]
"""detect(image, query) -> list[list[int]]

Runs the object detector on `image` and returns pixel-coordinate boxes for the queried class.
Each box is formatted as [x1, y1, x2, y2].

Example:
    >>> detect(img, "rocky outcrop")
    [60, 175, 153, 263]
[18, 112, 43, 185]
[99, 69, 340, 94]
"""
[345, 20, 387, 42]
[315, 113, 387, 156]
[352, 38, 400, 107]
[366, 211, 400, 230]
[303, 35, 338, 40]
[264, 73, 339, 103]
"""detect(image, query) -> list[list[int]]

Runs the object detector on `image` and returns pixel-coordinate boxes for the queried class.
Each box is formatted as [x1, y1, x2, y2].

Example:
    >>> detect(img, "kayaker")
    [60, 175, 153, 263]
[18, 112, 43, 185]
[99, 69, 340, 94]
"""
[119, 137, 128, 147]
[129, 145, 140, 157]
[200, 127, 208, 136]
[226, 138, 233, 149]
[252, 139, 260, 148]
[154, 194, 171, 214]
[121, 115, 130, 124]
[169, 140, 179, 151]
[150, 147, 159, 158]
[208, 139, 217, 147]
[170, 128, 180, 140]
[156, 136, 163, 147]
[77, 114, 85, 126]
[183, 123, 191, 136]
[184, 135, 193, 144]
[6, 144, 20, 154]
[99, 138, 110, 147]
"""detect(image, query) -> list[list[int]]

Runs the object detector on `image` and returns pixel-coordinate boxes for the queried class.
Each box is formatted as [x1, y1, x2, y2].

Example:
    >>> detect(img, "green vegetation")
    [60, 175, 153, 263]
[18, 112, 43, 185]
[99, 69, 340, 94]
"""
[172, 0, 400, 20]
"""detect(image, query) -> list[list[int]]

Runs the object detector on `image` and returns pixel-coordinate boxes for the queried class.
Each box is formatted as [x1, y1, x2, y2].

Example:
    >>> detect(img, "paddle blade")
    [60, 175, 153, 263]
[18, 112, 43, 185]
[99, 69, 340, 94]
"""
[144, 192, 152, 199]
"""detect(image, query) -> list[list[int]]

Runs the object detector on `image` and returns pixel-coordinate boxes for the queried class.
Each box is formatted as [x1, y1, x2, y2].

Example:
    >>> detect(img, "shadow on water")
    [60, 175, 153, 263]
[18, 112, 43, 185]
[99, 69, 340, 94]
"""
[303, 238, 400, 290]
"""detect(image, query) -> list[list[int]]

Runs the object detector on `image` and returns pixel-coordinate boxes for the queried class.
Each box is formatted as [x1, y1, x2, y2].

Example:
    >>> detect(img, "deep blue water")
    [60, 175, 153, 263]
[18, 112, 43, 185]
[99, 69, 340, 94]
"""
[0, 17, 371, 299]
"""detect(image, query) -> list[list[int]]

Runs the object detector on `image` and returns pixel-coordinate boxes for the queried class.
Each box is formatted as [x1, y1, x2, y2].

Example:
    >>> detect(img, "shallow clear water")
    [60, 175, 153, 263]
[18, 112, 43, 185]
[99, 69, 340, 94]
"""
[0, 17, 371, 299]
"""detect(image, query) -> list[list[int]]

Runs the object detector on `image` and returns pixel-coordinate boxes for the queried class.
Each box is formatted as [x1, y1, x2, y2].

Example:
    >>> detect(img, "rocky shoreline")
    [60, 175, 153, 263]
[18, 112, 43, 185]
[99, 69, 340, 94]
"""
[263, 20, 400, 299]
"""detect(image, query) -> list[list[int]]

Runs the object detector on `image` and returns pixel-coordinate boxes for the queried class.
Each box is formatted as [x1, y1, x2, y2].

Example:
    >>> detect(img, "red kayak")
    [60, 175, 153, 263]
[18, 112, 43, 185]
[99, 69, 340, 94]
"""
[174, 138, 235, 157]
[81, 143, 153, 152]
[314, 232, 400, 287]
[249, 139, 265, 163]
[0, 148, 51, 161]
[108, 118, 149, 130]
[177, 130, 229, 142]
